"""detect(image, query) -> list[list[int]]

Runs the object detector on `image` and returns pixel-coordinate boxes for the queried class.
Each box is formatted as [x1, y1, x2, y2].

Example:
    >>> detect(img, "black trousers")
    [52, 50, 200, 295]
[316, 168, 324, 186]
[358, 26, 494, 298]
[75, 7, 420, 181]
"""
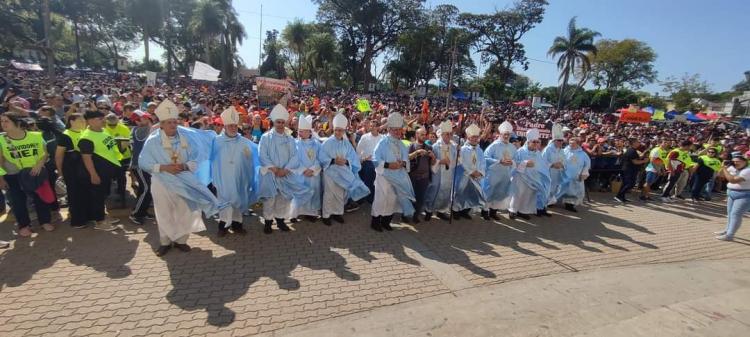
[63, 165, 87, 227]
[411, 177, 430, 216]
[5, 174, 51, 228]
[114, 158, 130, 197]
[616, 169, 637, 199]
[84, 172, 113, 222]
[690, 173, 711, 199]
[359, 160, 376, 204]
[131, 168, 152, 217]
[661, 172, 681, 197]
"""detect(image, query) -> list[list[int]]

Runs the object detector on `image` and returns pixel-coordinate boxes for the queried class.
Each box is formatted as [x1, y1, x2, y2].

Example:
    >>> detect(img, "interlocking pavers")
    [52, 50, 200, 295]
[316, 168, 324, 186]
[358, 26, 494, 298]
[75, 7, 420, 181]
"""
[0, 194, 747, 336]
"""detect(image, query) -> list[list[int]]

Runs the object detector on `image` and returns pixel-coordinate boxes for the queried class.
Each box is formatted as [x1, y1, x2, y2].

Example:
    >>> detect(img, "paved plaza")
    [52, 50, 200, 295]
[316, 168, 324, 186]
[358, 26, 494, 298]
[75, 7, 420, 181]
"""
[0, 194, 748, 336]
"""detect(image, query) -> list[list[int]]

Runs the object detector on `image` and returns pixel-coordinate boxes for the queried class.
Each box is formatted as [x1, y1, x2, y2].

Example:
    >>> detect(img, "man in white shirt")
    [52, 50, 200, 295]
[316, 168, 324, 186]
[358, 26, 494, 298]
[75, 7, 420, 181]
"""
[356, 119, 383, 204]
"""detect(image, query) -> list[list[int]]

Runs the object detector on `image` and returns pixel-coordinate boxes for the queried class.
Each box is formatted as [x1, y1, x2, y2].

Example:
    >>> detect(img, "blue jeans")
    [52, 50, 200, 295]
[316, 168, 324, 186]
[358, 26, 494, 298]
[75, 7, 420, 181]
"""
[703, 176, 715, 199]
[725, 190, 750, 237]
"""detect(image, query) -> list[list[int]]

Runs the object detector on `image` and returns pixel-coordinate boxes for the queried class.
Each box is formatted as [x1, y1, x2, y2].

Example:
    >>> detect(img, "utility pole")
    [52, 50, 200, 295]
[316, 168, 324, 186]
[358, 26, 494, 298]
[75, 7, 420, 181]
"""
[258, 4, 263, 69]
[445, 36, 457, 107]
[42, 0, 55, 80]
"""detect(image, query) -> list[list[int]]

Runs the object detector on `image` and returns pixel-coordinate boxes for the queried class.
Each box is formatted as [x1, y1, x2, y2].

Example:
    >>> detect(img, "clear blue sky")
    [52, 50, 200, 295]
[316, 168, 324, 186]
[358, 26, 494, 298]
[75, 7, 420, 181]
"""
[131, 0, 750, 94]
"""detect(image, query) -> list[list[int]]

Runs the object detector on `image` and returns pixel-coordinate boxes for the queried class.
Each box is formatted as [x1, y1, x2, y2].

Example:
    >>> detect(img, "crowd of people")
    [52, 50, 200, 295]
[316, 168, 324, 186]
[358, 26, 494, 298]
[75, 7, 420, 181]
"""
[0, 68, 748, 253]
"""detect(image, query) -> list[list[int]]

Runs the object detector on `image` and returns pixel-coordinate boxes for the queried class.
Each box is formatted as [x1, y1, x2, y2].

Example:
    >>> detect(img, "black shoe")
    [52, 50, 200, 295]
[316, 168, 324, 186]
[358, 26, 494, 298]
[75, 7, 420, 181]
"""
[536, 209, 552, 217]
[301, 215, 319, 222]
[481, 210, 491, 221]
[129, 215, 145, 225]
[331, 214, 345, 224]
[412, 214, 420, 224]
[564, 203, 577, 213]
[290, 218, 300, 223]
[144, 213, 156, 221]
[675, 195, 686, 200]
[517, 213, 531, 220]
[436, 212, 450, 221]
[263, 220, 273, 234]
[489, 209, 501, 221]
[173, 243, 191, 252]
[276, 218, 290, 232]
[370, 216, 383, 232]
[217, 221, 228, 237]
[460, 210, 472, 220]
[382, 216, 394, 231]
[231, 221, 247, 235]
[344, 202, 360, 213]
[424, 212, 432, 221]
[509, 212, 517, 220]
[322, 218, 332, 226]
[156, 245, 171, 257]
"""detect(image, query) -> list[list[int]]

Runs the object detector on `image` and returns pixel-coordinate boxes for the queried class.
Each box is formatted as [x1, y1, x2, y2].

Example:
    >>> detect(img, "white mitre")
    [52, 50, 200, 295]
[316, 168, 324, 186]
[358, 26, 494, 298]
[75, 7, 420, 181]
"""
[220, 106, 239, 125]
[155, 99, 179, 121]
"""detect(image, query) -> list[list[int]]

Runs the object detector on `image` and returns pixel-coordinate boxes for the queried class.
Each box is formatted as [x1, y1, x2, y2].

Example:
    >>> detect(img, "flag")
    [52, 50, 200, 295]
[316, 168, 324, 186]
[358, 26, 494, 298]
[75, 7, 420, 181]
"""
[652, 109, 666, 121]
[192, 61, 220, 81]
[421, 99, 429, 123]
[356, 99, 371, 113]
[145, 71, 157, 86]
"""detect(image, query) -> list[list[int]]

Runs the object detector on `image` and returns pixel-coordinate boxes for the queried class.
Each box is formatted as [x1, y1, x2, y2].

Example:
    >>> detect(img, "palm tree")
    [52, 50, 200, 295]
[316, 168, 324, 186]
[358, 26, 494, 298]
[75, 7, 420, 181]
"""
[126, 0, 165, 64]
[190, 0, 224, 65]
[548, 17, 600, 109]
[306, 32, 338, 89]
[282, 20, 310, 85]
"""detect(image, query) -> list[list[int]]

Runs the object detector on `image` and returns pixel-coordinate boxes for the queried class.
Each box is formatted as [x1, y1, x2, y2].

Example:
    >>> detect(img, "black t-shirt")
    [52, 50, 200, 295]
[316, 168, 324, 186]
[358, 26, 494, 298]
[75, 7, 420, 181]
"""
[78, 138, 120, 178]
[621, 148, 641, 172]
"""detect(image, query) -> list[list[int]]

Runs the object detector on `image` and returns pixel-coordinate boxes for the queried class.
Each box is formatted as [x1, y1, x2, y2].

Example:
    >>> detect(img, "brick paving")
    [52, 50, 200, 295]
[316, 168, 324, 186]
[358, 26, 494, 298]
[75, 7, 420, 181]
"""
[0, 193, 748, 336]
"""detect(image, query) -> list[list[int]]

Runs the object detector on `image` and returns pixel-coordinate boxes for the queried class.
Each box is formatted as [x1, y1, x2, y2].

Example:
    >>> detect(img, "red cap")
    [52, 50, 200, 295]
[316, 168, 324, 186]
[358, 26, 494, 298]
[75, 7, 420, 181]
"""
[213, 117, 223, 125]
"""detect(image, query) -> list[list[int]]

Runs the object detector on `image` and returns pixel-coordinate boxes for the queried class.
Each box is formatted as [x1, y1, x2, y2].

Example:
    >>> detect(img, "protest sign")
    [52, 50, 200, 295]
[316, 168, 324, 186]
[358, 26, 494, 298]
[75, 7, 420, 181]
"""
[515, 122, 552, 139]
[256, 77, 294, 108]
[619, 111, 651, 123]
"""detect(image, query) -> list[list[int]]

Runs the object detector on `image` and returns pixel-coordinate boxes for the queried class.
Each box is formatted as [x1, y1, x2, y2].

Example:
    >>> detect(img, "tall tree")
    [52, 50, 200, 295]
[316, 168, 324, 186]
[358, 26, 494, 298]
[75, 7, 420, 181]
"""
[733, 71, 750, 92]
[281, 19, 311, 85]
[314, 0, 424, 90]
[259, 29, 286, 78]
[547, 17, 599, 109]
[660, 73, 711, 96]
[459, 0, 548, 97]
[125, 0, 165, 64]
[305, 29, 340, 89]
[590, 39, 658, 110]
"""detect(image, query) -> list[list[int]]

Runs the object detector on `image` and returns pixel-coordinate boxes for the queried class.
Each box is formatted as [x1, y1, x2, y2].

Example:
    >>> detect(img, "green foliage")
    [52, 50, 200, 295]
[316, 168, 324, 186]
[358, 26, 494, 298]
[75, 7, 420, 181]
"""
[313, 0, 425, 89]
[259, 30, 286, 79]
[590, 39, 658, 110]
[458, 0, 548, 96]
[734, 71, 750, 92]
[547, 17, 599, 108]
[385, 6, 474, 91]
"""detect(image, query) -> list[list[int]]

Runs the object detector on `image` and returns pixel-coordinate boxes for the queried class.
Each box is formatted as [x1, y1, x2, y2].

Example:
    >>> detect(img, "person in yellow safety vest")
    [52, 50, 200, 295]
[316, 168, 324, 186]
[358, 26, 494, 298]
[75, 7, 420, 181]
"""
[661, 140, 693, 201]
[79, 110, 122, 231]
[55, 113, 89, 229]
[104, 113, 131, 206]
[0, 112, 55, 237]
[641, 139, 671, 201]
[690, 148, 722, 201]
[700, 138, 723, 155]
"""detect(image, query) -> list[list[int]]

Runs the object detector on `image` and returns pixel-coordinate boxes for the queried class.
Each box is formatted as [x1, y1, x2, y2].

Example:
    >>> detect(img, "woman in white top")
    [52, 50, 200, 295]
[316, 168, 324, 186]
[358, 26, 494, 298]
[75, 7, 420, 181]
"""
[716, 151, 750, 241]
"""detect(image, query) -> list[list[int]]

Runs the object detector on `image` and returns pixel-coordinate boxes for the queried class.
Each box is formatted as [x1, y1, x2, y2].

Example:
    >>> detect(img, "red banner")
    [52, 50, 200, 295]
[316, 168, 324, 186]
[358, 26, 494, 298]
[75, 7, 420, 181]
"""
[619, 112, 651, 124]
